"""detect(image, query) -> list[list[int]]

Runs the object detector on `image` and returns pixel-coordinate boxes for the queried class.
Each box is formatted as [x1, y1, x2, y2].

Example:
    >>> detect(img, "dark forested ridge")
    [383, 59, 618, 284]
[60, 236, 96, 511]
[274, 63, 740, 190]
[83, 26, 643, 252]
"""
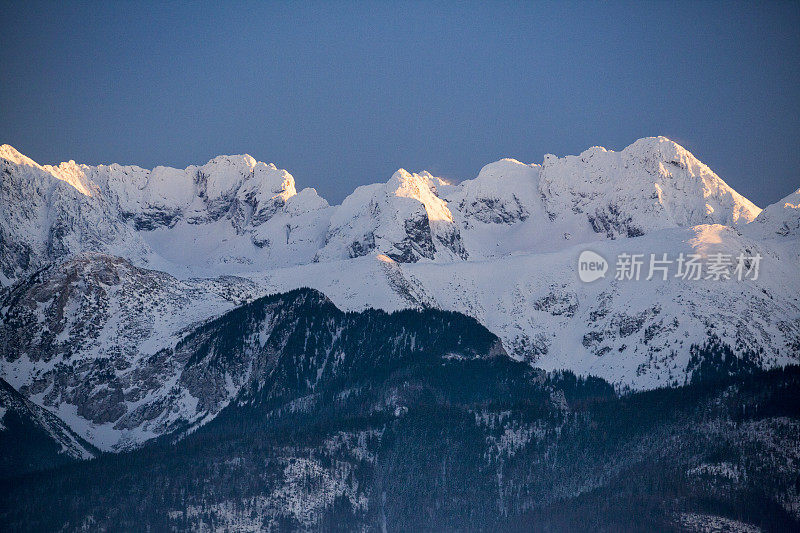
[2, 286, 799, 533]
[0, 379, 97, 479]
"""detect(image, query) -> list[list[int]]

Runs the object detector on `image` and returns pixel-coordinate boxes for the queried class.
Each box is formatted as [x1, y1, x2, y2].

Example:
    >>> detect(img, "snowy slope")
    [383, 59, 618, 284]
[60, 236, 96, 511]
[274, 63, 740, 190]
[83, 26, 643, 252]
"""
[245, 222, 800, 391]
[744, 187, 800, 241]
[537, 137, 760, 237]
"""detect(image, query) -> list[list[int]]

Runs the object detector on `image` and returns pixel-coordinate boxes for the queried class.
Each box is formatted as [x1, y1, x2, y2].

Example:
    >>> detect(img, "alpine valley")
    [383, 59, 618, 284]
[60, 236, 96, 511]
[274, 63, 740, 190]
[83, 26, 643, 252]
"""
[1, 138, 799, 531]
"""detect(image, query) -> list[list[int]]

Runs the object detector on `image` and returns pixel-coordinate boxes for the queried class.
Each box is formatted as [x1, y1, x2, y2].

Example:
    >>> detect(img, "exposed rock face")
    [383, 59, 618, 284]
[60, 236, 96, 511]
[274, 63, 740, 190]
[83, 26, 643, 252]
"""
[316, 169, 467, 264]
[450, 158, 539, 226]
[0, 253, 257, 450]
[1, 269, 502, 451]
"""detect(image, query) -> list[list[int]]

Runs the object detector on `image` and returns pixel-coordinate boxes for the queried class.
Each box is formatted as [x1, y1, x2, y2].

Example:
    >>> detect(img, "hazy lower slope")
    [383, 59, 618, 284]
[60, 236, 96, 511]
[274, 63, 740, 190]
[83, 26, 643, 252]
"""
[2, 351, 798, 531]
[1, 280, 501, 451]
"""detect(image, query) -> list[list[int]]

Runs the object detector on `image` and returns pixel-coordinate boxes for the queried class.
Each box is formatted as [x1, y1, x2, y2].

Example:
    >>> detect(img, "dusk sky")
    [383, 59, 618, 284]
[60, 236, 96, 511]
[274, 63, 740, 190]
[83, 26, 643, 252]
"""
[2, 0, 798, 206]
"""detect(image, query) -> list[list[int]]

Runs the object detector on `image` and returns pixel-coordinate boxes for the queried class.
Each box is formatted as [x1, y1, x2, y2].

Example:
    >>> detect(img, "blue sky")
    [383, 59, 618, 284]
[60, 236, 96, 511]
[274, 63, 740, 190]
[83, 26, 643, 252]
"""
[1, 0, 798, 206]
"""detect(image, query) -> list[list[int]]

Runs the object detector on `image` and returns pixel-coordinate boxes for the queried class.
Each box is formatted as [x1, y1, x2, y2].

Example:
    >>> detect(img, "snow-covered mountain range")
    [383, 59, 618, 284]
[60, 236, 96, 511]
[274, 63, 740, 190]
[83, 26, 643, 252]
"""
[1, 137, 798, 452]
[0, 137, 766, 282]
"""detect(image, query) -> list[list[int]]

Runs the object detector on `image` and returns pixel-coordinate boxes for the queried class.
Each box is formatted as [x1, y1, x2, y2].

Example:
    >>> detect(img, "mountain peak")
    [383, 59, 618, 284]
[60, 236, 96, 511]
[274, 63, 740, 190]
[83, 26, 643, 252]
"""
[389, 168, 434, 192]
[0, 144, 39, 168]
[475, 158, 538, 182]
[201, 153, 259, 170]
[537, 135, 762, 236]
[624, 136, 708, 168]
[627, 134, 680, 148]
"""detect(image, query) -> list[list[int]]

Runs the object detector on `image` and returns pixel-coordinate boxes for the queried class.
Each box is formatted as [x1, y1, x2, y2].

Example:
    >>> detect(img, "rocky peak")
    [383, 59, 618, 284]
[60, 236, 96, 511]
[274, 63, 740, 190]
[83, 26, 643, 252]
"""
[0, 144, 40, 168]
[450, 158, 541, 226]
[317, 168, 465, 263]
